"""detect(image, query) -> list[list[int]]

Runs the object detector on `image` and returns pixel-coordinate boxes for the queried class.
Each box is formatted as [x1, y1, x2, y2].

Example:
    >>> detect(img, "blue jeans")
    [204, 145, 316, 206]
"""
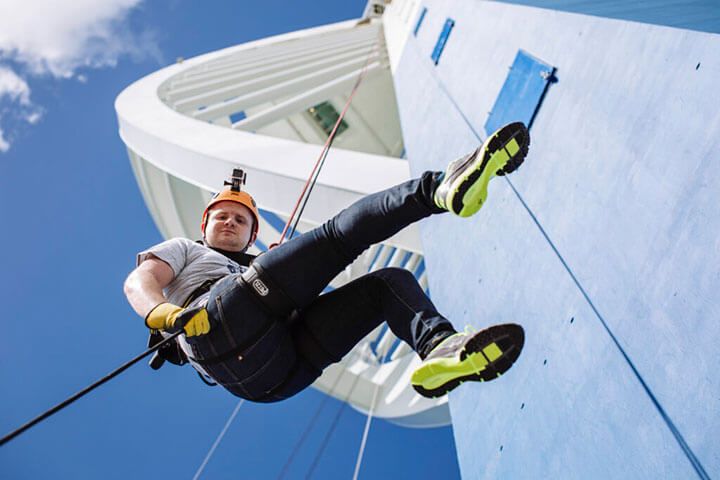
[187, 171, 456, 402]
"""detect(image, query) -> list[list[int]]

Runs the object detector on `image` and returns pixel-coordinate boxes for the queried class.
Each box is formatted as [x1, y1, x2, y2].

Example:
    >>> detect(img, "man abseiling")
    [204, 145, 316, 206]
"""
[124, 122, 529, 402]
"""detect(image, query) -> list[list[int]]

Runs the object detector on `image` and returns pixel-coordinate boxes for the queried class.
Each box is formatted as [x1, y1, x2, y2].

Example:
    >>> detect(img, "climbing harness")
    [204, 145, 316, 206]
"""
[238, 263, 297, 316]
[148, 277, 221, 370]
[147, 330, 188, 369]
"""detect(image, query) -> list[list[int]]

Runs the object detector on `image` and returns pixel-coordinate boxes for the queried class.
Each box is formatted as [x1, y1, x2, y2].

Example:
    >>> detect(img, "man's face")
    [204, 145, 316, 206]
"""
[204, 200, 256, 252]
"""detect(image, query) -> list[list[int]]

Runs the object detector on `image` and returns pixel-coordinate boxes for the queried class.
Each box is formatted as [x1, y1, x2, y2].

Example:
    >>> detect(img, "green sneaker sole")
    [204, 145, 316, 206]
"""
[446, 122, 530, 217]
[411, 323, 525, 398]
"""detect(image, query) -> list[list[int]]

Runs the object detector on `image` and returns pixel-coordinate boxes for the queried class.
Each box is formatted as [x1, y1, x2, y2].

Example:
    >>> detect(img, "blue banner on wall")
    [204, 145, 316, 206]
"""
[431, 18, 455, 65]
[484, 50, 556, 136]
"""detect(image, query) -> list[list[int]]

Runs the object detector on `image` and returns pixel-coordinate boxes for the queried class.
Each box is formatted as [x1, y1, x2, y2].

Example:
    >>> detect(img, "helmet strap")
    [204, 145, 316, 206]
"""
[199, 240, 255, 266]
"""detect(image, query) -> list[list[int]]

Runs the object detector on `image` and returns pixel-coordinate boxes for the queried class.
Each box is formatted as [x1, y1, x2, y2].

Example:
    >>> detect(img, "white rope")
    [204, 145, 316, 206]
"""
[352, 381, 381, 480]
[351, 339, 394, 479]
[192, 399, 245, 480]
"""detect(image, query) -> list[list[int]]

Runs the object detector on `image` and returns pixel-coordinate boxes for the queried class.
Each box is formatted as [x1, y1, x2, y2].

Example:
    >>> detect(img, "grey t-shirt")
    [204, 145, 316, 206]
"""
[137, 237, 247, 309]
[137, 237, 247, 374]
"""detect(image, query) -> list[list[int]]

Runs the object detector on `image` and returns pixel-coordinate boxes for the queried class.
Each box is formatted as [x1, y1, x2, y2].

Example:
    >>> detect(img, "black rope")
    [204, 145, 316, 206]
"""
[276, 370, 348, 480]
[304, 373, 362, 479]
[0, 330, 184, 447]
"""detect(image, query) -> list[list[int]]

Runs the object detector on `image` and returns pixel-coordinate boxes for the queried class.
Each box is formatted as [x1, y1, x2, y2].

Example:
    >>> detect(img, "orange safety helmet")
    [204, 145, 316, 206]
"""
[201, 188, 260, 238]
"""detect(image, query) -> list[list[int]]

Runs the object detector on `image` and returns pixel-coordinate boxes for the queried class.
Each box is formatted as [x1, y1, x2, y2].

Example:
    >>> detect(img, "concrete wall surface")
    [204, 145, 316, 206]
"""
[494, 0, 720, 34]
[393, 1, 719, 478]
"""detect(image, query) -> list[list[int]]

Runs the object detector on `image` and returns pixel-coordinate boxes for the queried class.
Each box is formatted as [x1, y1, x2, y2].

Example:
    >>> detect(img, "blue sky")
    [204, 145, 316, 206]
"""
[0, 1, 460, 478]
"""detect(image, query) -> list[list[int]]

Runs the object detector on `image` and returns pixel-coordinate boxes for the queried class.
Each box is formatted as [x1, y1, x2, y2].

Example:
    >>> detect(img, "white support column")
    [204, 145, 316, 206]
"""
[387, 248, 408, 268]
[159, 170, 191, 238]
[375, 329, 399, 361]
[370, 245, 393, 272]
[128, 149, 170, 238]
[364, 244, 382, 269]
[390, 342, 412, 361]
[418, 272, 428, 291]
[404, 253, 422, 274]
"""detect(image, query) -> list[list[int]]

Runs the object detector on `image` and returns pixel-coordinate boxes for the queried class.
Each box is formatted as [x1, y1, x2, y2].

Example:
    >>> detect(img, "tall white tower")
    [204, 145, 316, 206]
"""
[115, 2, 448, 427]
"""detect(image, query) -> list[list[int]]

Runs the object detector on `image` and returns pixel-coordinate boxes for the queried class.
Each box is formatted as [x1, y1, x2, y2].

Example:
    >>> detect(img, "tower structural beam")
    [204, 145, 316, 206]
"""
[166, 41, 377, 98]
[173, 35, 377, 88]
[187, 54, 382, 119]
[168, 46, 379, 105]
[232, 63, 383, 131]
[179, 28, 377, 80]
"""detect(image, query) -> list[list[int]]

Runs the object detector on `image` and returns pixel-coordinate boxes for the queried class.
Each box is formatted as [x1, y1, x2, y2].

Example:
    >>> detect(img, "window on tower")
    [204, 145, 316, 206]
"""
[307, 101, 348, 138]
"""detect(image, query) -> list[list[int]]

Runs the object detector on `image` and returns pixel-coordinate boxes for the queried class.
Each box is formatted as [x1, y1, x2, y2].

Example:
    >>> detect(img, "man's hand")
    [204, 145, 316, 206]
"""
[145, 303, 210, 337]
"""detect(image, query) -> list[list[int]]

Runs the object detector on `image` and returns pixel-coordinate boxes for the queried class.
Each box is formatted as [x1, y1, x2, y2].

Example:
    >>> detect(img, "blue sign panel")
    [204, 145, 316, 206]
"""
[431, 18, 455, 65]
[414, 7, 428, 36]
[484, 50, 556, 135]
[229, 110, 246, 124]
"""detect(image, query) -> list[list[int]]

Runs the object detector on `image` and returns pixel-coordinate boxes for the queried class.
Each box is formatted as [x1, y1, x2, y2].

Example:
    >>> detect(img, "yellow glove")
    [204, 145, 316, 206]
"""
[145, 303, 210, 337]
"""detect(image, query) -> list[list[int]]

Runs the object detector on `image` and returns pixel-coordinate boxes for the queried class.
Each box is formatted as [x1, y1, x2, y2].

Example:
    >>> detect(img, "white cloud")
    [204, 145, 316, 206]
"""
[0, 0, 160, 152]
[0, 0, 159, 78]
[0, 66, 42, 145]
[0, 127, 9, 152]
[0, 66, 31, 104]
[25, 111, 43, 125]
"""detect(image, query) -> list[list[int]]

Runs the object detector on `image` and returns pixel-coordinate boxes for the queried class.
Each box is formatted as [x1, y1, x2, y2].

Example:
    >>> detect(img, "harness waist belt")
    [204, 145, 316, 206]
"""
[191, 264, 297, 368]
[192, 321, 278, 367]
[238, 263, 297, 317]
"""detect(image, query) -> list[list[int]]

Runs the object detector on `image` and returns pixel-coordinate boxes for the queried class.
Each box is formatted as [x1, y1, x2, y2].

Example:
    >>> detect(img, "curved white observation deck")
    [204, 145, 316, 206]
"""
[115, 11, 449, 427]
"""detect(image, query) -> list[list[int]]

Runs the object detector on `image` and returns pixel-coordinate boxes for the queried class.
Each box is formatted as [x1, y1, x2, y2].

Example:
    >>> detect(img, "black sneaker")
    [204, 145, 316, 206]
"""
[433, 122, 530, 217]
[411, 324, 525, 398]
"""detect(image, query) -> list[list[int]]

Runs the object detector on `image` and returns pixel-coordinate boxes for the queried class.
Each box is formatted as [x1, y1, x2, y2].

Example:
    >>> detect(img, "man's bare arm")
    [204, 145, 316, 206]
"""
[124, 256, 176, 318]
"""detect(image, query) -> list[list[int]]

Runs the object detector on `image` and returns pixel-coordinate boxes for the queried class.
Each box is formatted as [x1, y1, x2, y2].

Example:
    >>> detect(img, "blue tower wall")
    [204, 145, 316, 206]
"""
[393, 1, 719, 478]
[493, 0, 720, 35]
